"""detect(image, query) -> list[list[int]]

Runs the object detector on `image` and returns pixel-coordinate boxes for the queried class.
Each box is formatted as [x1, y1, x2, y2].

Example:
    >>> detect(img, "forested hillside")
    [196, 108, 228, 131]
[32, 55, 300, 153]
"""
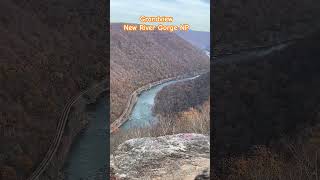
[0, 0, 108, 179]
[149, 72, 210, 136]
[154, 72, 209, 116]
[214, 0, 320, 54]
[213, 31, 320, 179]
[110, 23, 209, 122]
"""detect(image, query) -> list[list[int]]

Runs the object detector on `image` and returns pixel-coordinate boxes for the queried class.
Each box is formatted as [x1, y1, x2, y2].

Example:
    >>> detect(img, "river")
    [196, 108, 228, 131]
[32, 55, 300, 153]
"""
[63, 97, 108, 180]
[62, 75, 200, 179]
[121, 75, 200, 130]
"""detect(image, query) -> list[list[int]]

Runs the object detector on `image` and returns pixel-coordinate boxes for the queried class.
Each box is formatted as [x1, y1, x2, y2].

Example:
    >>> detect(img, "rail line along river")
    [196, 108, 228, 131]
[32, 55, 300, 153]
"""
[62, 75, 200, 179]
[63, 96, 108, 180]
[121, 75, 200, 130]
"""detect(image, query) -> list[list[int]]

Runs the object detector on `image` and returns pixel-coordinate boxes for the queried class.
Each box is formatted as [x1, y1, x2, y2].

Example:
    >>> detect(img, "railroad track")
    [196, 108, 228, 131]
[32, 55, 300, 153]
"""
[27, 80, 108, 180]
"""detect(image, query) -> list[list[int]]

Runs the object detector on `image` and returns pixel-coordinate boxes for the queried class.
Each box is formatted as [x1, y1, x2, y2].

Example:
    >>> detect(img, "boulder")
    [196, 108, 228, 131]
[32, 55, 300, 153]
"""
[111, 133, 210, 180]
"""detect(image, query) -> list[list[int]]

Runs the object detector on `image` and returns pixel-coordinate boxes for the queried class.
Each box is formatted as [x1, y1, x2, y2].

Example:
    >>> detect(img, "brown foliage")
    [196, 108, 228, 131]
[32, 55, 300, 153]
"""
[111, 100, 210, 153]
[213, 32, 320, 158]
[224, 145, 320, 180]
[0, 166, 17, 180]
[213, 31, 320, 179]
[154, 72, 210, 115]
[0, 0, 108, 178]
[213, 0, 320, 54]
[110, 23, 209, 122]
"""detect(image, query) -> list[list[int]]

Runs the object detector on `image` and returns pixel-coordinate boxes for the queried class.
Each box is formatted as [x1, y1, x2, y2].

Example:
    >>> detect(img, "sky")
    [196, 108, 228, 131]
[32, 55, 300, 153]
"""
[110, 0, 210, 32]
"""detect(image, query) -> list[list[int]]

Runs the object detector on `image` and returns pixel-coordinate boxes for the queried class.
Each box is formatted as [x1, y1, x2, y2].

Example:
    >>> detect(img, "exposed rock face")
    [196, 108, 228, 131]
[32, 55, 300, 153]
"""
[111, 133, 210, 180]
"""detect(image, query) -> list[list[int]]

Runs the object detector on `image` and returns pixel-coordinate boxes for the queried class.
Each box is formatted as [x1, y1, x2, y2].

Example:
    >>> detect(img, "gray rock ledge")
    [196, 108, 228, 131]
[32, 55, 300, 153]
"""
[111, 133, 210, 180]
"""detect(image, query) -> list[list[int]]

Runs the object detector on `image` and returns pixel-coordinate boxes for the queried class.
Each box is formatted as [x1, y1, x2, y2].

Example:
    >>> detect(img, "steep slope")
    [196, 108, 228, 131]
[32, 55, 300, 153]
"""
[110, 23, 209, 122]
[0, 0, 108, 179]
[213, 30, 320, 170]
[214, 0, 320, 54]
[154, 72, 210, 115]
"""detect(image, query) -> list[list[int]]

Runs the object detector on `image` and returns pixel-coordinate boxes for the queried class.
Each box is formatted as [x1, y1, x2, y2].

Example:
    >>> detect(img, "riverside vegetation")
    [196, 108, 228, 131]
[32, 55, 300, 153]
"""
[111, 72, 210, 152]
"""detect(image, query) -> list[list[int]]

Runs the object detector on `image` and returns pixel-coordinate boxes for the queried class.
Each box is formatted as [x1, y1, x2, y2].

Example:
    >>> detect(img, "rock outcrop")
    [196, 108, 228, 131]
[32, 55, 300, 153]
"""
[111, 133, 210, 180]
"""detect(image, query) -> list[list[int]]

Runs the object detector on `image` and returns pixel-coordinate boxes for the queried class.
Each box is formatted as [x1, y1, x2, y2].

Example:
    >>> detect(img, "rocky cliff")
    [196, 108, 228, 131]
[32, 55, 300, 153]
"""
[111, 133, 210, 180]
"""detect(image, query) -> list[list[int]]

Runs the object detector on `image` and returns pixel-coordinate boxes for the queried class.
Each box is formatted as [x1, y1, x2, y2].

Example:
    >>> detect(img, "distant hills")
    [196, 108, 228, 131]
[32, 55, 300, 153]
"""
[110, 23, 209, 123]
[176, 30, 210, 51]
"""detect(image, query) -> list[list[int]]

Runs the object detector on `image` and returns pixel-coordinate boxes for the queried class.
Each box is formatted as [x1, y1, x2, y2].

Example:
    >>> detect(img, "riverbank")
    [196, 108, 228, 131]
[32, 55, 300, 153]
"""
[110, 72, 210, 156]
[63, 95, 108, 180]
[110, 71, 206, 133]
[58, 83, 108, 180]
[153, 72, 210, 118]
[29, 80, 108, 180]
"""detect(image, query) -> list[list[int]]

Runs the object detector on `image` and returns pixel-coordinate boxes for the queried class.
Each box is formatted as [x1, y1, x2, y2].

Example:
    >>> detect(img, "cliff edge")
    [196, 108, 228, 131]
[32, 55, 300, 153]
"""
[111, 133, 210, 180]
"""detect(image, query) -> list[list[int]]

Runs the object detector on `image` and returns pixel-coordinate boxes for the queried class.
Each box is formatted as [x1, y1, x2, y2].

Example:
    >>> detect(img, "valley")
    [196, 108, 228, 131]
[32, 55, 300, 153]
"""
[110, 23, 209, 124]
[110, 22, 210, 179]
[63, 97, 108, 180]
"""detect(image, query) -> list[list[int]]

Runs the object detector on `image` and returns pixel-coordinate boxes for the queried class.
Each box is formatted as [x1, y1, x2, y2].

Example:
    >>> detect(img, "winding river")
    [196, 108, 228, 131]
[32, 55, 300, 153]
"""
[121, 75, 200, 130]
[62, 75, 200, 179]
[63, 97, 108, 180]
